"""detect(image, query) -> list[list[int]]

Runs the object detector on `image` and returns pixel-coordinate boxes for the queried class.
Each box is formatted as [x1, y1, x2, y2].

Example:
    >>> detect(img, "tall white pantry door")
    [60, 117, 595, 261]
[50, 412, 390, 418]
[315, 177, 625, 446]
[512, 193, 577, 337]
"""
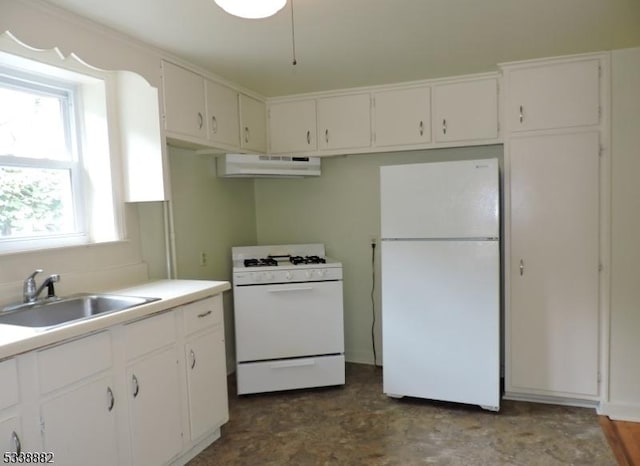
[508, 131, 600, 398]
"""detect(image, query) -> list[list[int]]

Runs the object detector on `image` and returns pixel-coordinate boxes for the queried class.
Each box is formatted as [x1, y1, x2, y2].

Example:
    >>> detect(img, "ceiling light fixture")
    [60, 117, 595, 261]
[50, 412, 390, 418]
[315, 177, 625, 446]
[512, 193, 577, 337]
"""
[214, 0, 287, 19]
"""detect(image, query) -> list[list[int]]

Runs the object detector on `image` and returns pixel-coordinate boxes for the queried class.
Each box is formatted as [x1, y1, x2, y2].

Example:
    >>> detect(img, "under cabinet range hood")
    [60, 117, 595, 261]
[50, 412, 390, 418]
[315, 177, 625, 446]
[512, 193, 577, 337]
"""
[217, 153, 321, 178]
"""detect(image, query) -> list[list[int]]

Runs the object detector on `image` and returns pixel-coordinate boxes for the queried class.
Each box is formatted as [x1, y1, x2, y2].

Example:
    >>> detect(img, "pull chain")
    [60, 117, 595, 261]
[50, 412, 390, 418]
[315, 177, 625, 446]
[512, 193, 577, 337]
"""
[290, 0, 297, 65]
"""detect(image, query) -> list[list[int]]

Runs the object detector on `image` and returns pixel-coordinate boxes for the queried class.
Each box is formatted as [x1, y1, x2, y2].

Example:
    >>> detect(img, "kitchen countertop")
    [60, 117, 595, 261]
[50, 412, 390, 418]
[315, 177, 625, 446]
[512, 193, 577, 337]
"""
[0, 279, 230, 360]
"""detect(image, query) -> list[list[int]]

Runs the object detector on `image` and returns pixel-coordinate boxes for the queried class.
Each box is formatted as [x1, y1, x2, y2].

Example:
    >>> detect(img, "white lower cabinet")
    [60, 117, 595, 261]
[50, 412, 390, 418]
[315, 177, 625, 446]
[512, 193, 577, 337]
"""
[182, 296, 228, 442]
[37, 332, 118, 466]
[10, 293, 228, 465]
[185, 328, 227, 440]
[0, 415, 21, 457]
[0, 359, 21, 457]
[40, 375, 118, 466]
[127, 346, 182, 466]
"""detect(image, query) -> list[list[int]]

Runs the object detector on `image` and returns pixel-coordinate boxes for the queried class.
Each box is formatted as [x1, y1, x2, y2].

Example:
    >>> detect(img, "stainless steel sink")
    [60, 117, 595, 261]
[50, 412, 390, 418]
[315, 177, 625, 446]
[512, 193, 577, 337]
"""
[0, 293, 160, 329]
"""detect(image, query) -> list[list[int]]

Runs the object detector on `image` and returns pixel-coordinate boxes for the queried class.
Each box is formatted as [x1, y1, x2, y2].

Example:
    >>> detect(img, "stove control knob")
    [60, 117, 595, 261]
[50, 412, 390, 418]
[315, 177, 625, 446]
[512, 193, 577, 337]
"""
[305, 270, 312, 279]
[253, 272, 261, 282]
[285, 271, 292, 280]
[317, 269, 326, 278]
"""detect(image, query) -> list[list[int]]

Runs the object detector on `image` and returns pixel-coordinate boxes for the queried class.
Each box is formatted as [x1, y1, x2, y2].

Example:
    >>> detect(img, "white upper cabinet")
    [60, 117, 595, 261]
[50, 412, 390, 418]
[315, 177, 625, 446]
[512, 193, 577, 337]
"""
[161, 61, 207, 140]
[239, 94, 267, 153]
[206, 79, 240, 148]
[432, 78, 499, 142]
[317, 94, 372, 151]
[504, 58, 601, 132]
[269, 99, 317, 153]
[373, 87, 431, 147]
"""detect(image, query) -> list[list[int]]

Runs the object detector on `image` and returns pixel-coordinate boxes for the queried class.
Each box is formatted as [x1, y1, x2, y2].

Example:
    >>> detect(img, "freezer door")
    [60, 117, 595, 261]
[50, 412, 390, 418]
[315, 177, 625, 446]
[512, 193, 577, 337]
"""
[381, 240, 500, 409]
[380, 158, 499, 239]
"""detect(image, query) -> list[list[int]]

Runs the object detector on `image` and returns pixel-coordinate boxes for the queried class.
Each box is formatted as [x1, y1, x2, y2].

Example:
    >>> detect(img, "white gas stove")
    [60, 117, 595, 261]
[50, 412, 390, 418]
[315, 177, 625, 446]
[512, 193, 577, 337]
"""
[231, 243, 345, 395]
[232, 244, 343, 285]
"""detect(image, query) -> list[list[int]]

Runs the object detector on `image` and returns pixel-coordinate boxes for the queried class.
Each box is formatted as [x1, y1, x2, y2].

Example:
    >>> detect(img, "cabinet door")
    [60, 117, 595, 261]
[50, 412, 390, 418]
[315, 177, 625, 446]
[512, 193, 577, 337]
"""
[206, 80, 240, 148]
[317, 94, 371, 150]
[374, 87, 430, 147]
[40, 375, 118, 466]
[506, 59, 600, 132]
[185, 327, 228, 441]
[128, 346, 182, 466]
[0, 416, 22, 457]
[509, 131, 600, 397]
[432, 78, 498, 142]
[162, 61, 207, 140]
[269, 100, 317, 153]
[239, 94, 267, 152]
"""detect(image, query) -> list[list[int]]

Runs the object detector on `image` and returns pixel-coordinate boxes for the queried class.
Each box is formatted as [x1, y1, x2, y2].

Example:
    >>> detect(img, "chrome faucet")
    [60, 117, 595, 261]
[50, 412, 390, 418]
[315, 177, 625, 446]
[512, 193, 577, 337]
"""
[23, 270, 61, 303]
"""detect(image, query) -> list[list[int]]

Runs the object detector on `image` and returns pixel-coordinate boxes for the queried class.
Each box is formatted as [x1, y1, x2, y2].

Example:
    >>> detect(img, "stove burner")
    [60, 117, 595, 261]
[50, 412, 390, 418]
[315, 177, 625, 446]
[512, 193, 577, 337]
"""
[244, 257, 278, 267]
[290, 255, 327, 265]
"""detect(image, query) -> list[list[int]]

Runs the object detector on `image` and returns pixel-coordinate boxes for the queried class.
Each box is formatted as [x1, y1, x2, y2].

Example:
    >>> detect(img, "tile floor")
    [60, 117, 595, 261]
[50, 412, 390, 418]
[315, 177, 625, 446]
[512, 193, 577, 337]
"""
[189, 363, 615, 465]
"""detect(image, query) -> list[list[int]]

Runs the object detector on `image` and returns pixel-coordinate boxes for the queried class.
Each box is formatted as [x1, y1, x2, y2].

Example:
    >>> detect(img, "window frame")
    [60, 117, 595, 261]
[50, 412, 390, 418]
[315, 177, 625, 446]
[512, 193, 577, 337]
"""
[0, 66, 90, 250]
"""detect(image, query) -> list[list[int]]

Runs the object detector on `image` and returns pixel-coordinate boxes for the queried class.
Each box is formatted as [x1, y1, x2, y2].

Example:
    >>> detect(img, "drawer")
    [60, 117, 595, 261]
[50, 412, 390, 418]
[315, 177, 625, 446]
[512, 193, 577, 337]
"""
[125, 310, 176, 361]
[237, 354, 345, 395]
[38, 331, 112, 394]
[0, 359, 19, 409]
[183, 295, 223, 336]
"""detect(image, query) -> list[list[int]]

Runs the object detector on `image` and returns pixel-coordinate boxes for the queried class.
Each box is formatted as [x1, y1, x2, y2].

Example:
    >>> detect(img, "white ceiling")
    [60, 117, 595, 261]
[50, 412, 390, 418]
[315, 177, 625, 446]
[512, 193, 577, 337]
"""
[42, 0, 640, 97]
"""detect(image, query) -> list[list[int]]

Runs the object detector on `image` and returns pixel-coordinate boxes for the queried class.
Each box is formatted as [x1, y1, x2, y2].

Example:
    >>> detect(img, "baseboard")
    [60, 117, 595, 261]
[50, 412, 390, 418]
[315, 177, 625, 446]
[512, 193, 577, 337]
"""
[503, 391, 600, 410]
[345, 349, 378, 366]
[599, 401, 640, 422]
[170, 428, 221, 466]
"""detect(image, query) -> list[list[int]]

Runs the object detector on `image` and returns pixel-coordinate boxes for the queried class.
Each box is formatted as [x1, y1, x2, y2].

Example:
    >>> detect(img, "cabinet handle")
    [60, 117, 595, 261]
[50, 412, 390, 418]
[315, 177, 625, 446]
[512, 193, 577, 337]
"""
[519, 259, 524, 276]
[442, 119, 447, 135]
[211, 115, 218, 134]
[132, 374, 140, 398]
[419, 120, 424, 136]
[197, 112, 203, 129]
[107, 386, 115, 412]
[519, 105, 524, 124]
[244, 126, 250, 143]
[325, 129, 329, 144]
[306, 130, 311, 145]
[11, 431, 21, 455]
[197, 310, 212, 318]
[190, 349, 196, 369]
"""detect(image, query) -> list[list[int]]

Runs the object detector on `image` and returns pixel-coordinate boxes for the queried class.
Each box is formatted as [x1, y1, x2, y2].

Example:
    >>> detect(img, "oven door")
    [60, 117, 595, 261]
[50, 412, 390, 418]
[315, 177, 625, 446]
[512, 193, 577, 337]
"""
[234, 280, 344, 362]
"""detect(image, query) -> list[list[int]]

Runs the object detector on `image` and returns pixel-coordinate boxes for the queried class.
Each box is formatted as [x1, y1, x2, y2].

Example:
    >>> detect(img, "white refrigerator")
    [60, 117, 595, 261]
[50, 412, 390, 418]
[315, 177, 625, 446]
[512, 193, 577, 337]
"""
[380, 158, 500, 411]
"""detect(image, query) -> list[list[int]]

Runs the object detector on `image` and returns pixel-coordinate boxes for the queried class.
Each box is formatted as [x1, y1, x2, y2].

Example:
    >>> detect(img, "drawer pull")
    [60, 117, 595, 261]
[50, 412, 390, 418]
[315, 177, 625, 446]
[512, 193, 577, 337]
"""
[197, 310, 212, 318]
[268, 287, 313, 293]
[269, 359, 316, 369]
[107, 386, 115, 412]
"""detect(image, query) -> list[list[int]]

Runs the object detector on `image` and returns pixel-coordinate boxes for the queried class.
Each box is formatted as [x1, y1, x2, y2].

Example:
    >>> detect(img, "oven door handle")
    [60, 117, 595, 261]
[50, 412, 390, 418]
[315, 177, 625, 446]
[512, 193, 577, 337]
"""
[269, 359, 317, 369]
[268, 286, 314, 293]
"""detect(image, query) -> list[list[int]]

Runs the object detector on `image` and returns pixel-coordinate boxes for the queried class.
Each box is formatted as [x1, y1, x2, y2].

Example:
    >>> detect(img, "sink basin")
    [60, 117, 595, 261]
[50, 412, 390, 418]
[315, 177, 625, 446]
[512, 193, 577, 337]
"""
[0, 293, 160, 329]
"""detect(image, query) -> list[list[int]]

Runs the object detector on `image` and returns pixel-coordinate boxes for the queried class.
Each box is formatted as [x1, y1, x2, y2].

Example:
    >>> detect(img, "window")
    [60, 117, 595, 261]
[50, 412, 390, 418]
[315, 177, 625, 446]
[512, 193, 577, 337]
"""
[0, 70, 84, 241]
[0, 50, 121, 253]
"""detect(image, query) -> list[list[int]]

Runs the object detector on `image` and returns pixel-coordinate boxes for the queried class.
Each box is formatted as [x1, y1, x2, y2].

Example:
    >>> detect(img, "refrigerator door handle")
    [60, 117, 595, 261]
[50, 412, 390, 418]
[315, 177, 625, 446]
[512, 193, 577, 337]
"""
[519, 259, 524, 276]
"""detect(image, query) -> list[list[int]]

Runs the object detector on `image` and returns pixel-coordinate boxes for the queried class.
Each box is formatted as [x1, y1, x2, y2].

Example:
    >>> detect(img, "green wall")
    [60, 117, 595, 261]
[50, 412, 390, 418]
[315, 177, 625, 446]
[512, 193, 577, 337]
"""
[255, 145, 503, 363]
[167, 145, 257, 368]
